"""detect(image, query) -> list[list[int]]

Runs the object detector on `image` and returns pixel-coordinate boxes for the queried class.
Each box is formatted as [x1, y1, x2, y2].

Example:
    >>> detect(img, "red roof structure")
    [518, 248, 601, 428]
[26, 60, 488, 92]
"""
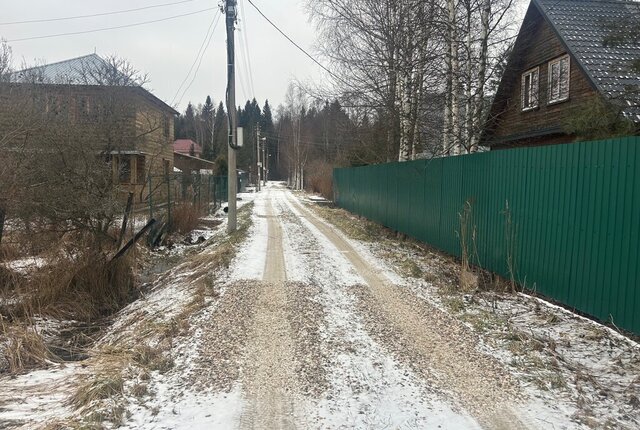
[173, 139, 202, 157]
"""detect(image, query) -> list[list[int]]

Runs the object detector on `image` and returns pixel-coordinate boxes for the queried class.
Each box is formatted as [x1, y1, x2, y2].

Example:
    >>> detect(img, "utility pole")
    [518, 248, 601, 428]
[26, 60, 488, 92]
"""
[262, 137, 267, 185]
[225, 0, 239, 233]
[265, 140, 269, 184]
[256, 124, 261, 191]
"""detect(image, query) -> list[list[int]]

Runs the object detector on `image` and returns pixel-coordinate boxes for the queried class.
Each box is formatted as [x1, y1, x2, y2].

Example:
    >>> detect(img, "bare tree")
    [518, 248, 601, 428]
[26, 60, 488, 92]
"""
[0, 39, 12, 83]
[282, 84, 309, 190]
[309, 0, 521, 160]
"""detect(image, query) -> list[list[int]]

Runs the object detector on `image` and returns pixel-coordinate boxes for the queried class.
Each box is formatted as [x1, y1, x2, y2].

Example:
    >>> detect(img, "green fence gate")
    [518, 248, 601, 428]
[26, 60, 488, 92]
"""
[334, 136, 640, 335]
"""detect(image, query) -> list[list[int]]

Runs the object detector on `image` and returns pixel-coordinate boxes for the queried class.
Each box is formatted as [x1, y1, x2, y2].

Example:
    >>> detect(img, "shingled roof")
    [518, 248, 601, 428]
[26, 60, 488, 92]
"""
[536, 0, 640, 121]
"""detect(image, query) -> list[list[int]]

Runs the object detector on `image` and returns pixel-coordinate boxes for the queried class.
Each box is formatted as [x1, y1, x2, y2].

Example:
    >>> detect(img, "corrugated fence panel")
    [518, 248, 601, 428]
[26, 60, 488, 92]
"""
[333, 137, 640, 335]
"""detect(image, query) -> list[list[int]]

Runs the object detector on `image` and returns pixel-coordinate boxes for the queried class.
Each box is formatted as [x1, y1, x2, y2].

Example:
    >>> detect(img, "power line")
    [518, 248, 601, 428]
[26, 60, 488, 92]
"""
[0, 0, 202, 26]
[172, 10, 222, 106]
[6, 7, 216, 43]
[238, 0, 256, 98]
[175, 11, 223, 107]
[245, 0, 349, 87]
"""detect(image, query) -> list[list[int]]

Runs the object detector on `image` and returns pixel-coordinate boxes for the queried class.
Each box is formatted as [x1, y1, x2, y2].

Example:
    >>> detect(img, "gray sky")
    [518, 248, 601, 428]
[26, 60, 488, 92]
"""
[1, 0, 324, 113]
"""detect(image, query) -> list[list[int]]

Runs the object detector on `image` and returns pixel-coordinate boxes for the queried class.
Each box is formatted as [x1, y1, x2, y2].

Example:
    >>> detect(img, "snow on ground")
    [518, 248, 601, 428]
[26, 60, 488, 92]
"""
[0, 196, 252, 429]
[228, 191, 268, 281]
[0, 365, 80, 428]
[3, 257, 47, 274]
[274, 190, 480, 429]
[125, 387, 244, 430]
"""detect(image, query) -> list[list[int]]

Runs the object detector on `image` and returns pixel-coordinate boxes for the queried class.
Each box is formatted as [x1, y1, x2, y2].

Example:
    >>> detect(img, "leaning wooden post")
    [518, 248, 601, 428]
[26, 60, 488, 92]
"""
[112, 219, 156, 261]
[148, 175, 153, 220]
[117, 192, 134, 249]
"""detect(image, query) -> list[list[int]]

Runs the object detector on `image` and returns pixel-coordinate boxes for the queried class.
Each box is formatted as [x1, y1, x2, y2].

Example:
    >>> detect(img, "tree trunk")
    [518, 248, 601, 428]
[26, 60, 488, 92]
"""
[449, 0, 461, 155]
[465, 4, 474, 154]
[472, 0, 491, 153]
[398, 71, 412, 162]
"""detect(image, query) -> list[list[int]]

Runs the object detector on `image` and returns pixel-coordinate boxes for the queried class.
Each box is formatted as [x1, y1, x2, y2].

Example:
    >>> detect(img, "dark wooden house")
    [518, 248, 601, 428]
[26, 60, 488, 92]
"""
[0, 54, 178, 201]
[481, 0, 640, 149]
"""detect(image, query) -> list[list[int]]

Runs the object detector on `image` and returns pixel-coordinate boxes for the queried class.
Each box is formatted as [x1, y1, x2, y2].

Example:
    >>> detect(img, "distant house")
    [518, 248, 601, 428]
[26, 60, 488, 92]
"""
[173, 139, 202, 158]
[0, 54, 178, 200]
[481, 0, 640, 149]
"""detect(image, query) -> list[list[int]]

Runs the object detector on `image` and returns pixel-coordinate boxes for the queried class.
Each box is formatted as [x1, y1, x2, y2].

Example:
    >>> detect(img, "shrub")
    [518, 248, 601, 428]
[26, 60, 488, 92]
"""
[306, 160, 334, 200]
[169, 202, 203, 234]
[25, 253, 136, 322]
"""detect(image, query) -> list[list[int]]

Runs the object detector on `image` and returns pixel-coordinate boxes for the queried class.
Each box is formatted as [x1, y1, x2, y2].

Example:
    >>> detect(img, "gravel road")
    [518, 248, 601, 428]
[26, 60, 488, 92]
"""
[198, 184, 550, 428]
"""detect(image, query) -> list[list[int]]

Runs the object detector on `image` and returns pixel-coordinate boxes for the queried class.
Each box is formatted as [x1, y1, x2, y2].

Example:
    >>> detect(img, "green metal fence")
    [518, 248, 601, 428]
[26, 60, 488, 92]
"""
[334, 136, 640, 335]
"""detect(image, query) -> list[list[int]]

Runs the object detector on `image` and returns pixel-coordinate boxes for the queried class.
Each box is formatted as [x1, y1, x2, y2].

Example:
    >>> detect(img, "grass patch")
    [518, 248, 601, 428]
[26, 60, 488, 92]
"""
[459, 309, 506, 333]
[70, 372, 124, 409]
[132, 344, 174, 373]
[310, 204, 388, 242]
[398, 258, 424, 278]
[0, 320, 56, 373]
[443, 296, 466, 313]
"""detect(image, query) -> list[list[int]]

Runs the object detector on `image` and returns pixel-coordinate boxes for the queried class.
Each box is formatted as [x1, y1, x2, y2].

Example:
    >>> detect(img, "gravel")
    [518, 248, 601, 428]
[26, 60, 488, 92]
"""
[284, 281, 329, 398]
[190, 280, 259, 393]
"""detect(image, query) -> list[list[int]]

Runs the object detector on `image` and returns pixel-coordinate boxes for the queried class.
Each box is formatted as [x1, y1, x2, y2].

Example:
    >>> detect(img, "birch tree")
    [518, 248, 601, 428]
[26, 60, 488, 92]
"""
[309, 0, 521, 160]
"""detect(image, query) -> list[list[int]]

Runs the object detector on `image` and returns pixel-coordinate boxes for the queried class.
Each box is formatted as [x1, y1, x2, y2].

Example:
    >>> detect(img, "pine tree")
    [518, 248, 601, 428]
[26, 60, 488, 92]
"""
[184, 103, 197, 141]
[202, 96, 215, 160]
[213, 102, 227, 159]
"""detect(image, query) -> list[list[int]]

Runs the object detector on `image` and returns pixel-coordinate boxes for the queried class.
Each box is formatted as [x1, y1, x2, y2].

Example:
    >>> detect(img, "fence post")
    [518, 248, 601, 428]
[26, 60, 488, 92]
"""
[148, 175, 153, 220]
[167, 174, 172, 227]
[0, 200, 6, 245]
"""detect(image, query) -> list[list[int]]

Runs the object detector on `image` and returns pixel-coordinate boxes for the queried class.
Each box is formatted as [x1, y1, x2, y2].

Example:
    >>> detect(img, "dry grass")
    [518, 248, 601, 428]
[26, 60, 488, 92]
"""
[306, 160, 334, 200]
[71, 372, 124, 410]
[0, 243, 138, 375]
[0, 242, 21, 262]
[132, 344, 174, 373]
[0, 265, 21, 293]
[169, 202, 204, 234]
[310, 203, 389, 243]
[66, 349, 132, 427]
[22, 253, 136, 322]
[0, 319, 56, 373]
[186, 202, 253, 273]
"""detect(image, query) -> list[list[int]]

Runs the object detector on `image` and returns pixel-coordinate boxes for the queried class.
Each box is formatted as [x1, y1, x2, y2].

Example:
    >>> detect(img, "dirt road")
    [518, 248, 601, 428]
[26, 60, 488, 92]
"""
[227, 185, 539, 429]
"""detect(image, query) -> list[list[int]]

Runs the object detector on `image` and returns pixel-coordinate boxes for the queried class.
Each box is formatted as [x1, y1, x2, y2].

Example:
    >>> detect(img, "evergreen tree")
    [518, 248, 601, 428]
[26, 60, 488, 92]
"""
[213, 102, 227, 160]
[183, 103, 196, 141]
[202, 96, 215, 160]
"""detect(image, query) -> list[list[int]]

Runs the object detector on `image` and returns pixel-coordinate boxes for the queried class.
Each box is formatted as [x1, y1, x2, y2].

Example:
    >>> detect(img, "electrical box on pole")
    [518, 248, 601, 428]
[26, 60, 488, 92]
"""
[237, 127, 244, 148]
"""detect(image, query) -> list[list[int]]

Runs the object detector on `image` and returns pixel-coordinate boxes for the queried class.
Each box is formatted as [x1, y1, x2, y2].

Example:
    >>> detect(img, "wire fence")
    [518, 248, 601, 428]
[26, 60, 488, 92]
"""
[135, 172, 228, 225]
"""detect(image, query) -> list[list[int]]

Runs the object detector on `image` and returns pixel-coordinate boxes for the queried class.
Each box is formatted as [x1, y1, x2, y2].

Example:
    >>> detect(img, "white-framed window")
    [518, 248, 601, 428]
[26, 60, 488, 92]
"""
[521, 67, 539, 111]
[548, 55, 570, 104]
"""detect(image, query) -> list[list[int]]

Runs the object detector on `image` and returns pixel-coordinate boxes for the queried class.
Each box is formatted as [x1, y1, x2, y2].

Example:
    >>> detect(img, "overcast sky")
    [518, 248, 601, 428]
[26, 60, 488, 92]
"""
[1, 0, 325, 113]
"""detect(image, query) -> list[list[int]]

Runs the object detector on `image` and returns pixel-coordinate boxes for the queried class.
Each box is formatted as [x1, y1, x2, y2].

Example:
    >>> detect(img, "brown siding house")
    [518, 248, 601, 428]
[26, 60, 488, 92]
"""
[0, 54, 178, 202]
[481, 0, 640, 149]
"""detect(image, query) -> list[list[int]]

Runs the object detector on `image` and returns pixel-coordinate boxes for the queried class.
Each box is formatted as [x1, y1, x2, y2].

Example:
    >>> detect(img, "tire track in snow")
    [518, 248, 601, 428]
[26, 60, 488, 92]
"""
[284, 191, 536, 430]
[273, 188, 480, 429]
[240, 190, 298, 430]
